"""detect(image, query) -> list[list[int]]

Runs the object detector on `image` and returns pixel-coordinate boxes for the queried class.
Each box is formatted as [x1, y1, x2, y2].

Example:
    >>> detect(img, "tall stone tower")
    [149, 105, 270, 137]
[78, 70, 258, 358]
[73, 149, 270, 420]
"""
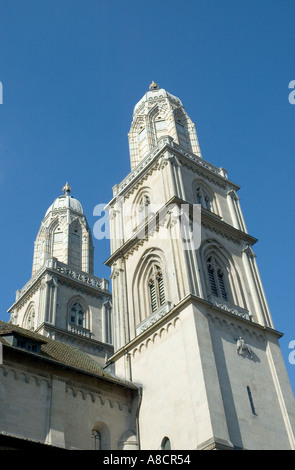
[8, 183, 113, 365]
[106, 82, 295, 450]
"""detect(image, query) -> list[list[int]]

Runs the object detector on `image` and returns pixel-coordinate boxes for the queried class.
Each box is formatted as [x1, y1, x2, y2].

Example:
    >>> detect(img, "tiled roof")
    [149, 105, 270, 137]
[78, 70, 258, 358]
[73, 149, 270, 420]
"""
[0, 320, 133, 388]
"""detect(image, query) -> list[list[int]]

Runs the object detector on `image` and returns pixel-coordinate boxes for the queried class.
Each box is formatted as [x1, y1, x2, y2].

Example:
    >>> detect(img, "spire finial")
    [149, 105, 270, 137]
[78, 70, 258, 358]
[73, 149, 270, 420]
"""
[62, 182, 71, 195]
[149, 80, 159, 91]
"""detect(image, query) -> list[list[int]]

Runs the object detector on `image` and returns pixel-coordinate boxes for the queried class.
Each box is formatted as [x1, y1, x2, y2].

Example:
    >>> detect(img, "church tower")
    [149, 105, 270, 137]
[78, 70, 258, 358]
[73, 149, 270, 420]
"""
[106, 83, 295, 450]
[8, 184, 113, 365]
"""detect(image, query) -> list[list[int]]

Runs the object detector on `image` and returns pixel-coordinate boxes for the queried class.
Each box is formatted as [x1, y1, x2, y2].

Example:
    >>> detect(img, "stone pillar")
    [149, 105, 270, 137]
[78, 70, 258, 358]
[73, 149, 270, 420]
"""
[46, 377, 66, 448]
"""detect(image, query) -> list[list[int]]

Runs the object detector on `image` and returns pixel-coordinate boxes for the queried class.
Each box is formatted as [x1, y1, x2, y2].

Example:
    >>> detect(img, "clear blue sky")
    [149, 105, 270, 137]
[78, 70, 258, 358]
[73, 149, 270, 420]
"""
[0, 0, 295, 393]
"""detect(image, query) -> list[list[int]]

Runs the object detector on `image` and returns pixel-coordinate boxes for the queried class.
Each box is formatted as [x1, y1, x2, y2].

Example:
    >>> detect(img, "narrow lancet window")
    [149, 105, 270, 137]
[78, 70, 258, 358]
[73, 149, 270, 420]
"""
[70, 302, 85, 327]
[148, 265, 165, 313]
[207, 256, 228, 301]
[196, 186, 211, 211]
[139, 195, 151, 222]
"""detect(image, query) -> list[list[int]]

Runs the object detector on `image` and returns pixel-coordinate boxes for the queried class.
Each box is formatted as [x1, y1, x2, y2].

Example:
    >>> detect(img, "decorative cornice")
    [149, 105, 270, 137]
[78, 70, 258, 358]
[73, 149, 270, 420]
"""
[107, 136, 239, 208]
[0, 361, 51, 384]
[37, 322, 114, 354]
[105, 195, 257, 266]
[110, 293, 283, 364]
[197, 437, 235, 450]
[136, 302, 172, 335]
[0, 362, 134, 411]
[8, 259, 111, 313]
[65, 379, 132, 412]
[201, 209, 257, 245]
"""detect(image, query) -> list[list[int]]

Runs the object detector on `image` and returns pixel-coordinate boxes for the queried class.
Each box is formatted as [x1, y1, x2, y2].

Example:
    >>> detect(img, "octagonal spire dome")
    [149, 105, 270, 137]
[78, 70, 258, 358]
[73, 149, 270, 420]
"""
[32, 182, 94, 276]
[128, 82, 202, 169]
[133, 81, 183, 117]
[45, 182, 83, 217]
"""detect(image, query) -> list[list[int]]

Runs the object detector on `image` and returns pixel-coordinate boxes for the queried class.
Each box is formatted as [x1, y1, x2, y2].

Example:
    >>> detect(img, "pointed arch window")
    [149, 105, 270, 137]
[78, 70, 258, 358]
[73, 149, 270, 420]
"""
[149, 265, 165, 313]
[23, 303, 35, 331]
[155, 119, 166, 132]
[139, 195, 151, 222]
[176, 122, 186, 135]
[53, 228, 63, 243]
[70, 302, 85, 327]
[52, 226, 64, 259]
[155, 116, 167, 140]
[207, 256, 228, 301]
[196, 186, 211, 211]
[137, 127, 146, 142]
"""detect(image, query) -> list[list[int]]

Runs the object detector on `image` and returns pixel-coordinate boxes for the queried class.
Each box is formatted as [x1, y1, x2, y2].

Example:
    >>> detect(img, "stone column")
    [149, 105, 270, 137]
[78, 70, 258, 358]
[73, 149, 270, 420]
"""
[46, 377, 66, 448]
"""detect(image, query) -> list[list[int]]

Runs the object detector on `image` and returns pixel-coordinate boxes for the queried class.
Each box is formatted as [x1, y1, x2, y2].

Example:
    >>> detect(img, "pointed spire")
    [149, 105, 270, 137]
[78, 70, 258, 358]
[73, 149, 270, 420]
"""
[62, 182, 71, 196]
[149, 80, 159, 91]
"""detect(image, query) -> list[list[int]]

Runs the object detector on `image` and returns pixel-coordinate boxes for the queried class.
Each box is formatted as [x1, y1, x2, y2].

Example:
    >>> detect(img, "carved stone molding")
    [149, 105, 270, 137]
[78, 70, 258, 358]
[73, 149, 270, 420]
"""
[136, 302, 172, 335]
[65, 381, 131, 413]
[207, 310, 265, 344]
[242, 243, 256, 259]
[0, 363, 51, 387]
[132, 315, 181, 359]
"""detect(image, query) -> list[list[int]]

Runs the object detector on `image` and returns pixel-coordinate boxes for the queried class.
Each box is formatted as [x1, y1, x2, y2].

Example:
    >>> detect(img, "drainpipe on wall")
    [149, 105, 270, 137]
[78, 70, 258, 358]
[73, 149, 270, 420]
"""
[135, 384, 143, 450]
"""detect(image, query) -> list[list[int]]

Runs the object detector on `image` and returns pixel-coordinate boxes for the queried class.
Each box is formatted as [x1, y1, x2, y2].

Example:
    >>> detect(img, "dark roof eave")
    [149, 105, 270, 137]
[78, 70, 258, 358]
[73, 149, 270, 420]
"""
[1, 341, 137, 391]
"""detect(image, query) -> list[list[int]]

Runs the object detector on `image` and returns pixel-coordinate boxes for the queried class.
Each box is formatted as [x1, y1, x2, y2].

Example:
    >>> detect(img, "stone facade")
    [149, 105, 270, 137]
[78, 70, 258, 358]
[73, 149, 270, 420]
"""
[106, 83, 295, 450]
[0, 321, 138, 450]
[8, 183, 112, 365]
[1, 83, 295, 450]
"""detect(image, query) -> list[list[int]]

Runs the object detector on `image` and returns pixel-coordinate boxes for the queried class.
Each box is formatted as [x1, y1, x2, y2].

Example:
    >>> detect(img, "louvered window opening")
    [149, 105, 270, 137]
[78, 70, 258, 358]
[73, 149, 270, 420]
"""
[158, 274, 165, 305]
[149, 281, 158, 313]
[207, 257, 228, 301]
[149, 267, 166, 313]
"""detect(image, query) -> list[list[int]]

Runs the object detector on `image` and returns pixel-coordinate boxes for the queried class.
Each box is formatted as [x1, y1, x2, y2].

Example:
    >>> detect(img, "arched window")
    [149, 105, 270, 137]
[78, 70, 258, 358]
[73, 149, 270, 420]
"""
[92, 429, 102, 450]
[155, 116, 167, 140]
[139, 194, 151, 222]
[132, 248, 170, 329]
[176, 118, 191, 150]
[137, 127, 146, 142]
[53, 228, 63, 243]
[23, 302, 35, 331]
[196, 186, 211, 211]
[161, 436, 171, 450]
[149, 265, 165, 313]
[52, 225, 64, 260]
[207, 256, 228, 301]
[137, 126, 149, 158]
[70, 302, 85, 327]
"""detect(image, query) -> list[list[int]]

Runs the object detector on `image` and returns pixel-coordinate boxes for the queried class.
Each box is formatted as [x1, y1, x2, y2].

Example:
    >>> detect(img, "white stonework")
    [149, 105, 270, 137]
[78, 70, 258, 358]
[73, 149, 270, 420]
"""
[8, 183, 113, 365]
[128, 81, 201, 170]
[106, 83, 295, 450]
[2, 83, 295, 450]
[0, 338, 138, 450]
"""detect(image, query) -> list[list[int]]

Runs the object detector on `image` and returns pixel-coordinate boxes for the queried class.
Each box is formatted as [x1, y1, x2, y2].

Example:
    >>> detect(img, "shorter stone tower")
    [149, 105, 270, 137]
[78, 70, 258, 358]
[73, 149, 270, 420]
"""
[8, 184, 113, 365]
